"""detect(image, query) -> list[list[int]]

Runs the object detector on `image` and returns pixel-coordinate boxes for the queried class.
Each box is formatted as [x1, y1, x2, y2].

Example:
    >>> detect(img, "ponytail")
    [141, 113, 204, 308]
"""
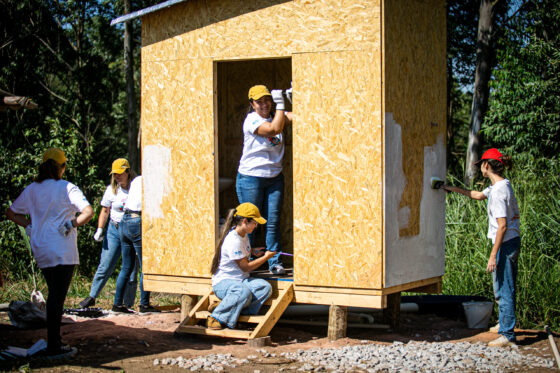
[487, 155, 513, 176]
[210, 208, 245, 274]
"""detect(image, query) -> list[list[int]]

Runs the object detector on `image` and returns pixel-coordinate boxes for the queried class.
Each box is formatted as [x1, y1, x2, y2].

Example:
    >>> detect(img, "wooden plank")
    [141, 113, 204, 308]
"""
[176, 325, 253, 339]
[382, 276, 442, 295]
[250, 283, 294, 339]
[293, 290, 385, 308]
[178, 292, 210, 327]
[195, 311, 266, 324]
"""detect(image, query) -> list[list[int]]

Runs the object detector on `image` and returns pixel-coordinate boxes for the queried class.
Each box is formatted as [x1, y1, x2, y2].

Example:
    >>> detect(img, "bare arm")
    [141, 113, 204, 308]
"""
[235, 250, 276, 272]
[487, 217, 507, 273]
[254, 111, 291, 137]
[443, 185, 486, 200]
[97, 206, 110, 229]
[6, 208, 30, 228]
[73, 205, 94, 227]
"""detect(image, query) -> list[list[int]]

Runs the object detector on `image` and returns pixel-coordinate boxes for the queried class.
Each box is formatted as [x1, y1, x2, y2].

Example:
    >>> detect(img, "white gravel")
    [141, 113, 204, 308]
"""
[153, 341, 555, 372]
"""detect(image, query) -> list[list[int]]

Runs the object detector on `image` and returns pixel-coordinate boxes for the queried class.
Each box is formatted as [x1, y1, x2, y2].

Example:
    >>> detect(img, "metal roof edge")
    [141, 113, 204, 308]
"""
[110, 0, 189, 25]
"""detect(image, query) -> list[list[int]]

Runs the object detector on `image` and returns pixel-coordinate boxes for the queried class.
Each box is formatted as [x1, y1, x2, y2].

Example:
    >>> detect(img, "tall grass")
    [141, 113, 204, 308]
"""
[443, 163, 560, 329]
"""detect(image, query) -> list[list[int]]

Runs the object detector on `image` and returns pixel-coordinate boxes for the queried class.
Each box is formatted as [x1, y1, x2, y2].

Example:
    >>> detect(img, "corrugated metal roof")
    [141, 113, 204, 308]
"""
[110, 0, 189, 25]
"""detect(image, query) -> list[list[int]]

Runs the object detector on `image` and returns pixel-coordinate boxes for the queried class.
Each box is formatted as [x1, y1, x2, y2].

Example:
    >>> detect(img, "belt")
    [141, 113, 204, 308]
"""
[124, 209, 141, 218]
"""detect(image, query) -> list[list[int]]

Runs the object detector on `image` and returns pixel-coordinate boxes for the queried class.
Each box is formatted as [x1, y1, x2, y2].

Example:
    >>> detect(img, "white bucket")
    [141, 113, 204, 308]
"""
[462, 301, 493, 329]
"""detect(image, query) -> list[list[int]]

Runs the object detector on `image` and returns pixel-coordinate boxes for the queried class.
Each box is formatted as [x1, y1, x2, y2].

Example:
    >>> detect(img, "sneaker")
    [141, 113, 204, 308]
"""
[207, 300, 220, 313]
[489, 323, 500, 333]
[79, 296, 95, 308]
[270, 264, 286, 276]
[112, 305, 134, 314]
[33, 346, 78, 361]
[488, 335, 516, 347]
[139, 304, 161, 313]
[207, 316, 223, 330]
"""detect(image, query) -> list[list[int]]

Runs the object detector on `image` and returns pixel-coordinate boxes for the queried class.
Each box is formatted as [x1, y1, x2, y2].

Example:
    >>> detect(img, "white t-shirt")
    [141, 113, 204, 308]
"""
[211, 229, 251, 286]
[100, 185, 128, 223]
[10, 179, 91, 268]
[483, 179, 520, 244]
[238, 111, 284, 178]
[125, 176, 142, 211]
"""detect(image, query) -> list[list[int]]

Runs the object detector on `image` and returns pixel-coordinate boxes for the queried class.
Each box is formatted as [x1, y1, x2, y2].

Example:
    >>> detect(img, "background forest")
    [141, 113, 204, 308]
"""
[0, 0, 559, 328]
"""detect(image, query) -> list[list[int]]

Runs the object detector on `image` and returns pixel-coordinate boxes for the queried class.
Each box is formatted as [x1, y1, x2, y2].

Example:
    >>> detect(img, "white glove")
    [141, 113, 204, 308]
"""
[285, 87, 292, 104]
[93, 228, 104, 242]
[271, 89, 285, 111]
[58, 220, 74, 237]
[25, 224, 32, 237]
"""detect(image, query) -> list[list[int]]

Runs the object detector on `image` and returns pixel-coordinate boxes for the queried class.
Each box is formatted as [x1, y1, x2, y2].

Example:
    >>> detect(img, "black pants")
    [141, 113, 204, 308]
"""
[40, 264, 75, 351]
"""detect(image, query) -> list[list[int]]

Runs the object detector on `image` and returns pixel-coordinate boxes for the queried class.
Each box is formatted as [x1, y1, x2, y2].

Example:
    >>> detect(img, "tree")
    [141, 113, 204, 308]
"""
[124, 0, 139, 171]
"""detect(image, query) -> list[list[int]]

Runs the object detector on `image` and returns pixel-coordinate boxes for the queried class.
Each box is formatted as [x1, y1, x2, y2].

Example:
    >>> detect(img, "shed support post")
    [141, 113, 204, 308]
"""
[383, 292, 401, 329]
[181, 295, 196, 322]
[328, 304, 347, 341]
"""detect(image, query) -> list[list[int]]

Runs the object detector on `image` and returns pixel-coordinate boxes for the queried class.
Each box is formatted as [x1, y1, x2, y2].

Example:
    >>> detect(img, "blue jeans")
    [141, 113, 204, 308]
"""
[89, 221, 138, 307]
[211, 278, 272, 329]
[492, 236, 521, 342]
[114, 214, 150, 307]
[236, 172, 284, 268]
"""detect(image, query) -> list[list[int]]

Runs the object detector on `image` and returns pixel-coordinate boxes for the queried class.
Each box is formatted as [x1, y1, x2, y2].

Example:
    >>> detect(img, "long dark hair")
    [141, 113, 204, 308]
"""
[36, 159, 64, 182]
[210, 208, 253, 274]
[486, 155, 513, 176]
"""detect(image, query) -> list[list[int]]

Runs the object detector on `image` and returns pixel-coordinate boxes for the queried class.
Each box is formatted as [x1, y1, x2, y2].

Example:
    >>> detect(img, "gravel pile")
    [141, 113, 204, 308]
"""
[153, 341, 555, 372]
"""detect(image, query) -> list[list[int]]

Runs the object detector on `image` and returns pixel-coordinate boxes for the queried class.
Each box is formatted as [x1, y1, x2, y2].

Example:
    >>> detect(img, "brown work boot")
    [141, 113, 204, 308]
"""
[208, 300, 220, 313]
[207, 316, 223, 330]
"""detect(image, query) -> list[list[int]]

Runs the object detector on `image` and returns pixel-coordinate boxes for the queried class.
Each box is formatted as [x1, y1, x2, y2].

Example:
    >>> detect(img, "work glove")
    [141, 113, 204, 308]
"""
[58, 220, 74, 237]
[271, 89, 285, 111]
[25, 224, 32, 237]
[93, 228, 104, 242]
[285, 86, 292, 104]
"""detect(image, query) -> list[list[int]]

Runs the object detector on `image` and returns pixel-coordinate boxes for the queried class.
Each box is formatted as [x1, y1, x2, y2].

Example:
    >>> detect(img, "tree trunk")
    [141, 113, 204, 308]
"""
[124, 0, 139, 172]
[464, 0, 498, 186]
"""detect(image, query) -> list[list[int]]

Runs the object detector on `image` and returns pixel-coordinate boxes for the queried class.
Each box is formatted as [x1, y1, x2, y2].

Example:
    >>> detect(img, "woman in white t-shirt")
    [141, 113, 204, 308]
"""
[443, 148, 520, 348]
[236, 85, 293, 276]
[6, 148, 93, 357]
[206, 202, 276, 330]
[78, 158, 138, 309]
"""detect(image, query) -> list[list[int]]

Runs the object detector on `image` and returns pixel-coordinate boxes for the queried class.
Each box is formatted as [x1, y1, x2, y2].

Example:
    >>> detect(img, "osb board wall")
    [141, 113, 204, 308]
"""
[217, 59, 293, 262]
[292, 50, 383, 289]
[141, 58, 216, 278]
[141, 0, 378, 61]
[383, 0, 447, 287]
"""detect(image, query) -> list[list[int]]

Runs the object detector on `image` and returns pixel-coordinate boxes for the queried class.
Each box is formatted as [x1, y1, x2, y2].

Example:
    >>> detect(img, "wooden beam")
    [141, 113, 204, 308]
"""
[327, 304, 347, 341]
[250, 283, 294, 339]
[383, 292, 401, 329]
[181, 295, 196, 322]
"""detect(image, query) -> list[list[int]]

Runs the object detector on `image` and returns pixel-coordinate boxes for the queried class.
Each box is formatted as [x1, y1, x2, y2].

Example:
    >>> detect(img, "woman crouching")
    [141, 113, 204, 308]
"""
[207, 203, 276, 330]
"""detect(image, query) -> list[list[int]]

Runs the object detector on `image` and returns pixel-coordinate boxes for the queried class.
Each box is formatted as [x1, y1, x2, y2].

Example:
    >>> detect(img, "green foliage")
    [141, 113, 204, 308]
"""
[444, 163, 560, 329]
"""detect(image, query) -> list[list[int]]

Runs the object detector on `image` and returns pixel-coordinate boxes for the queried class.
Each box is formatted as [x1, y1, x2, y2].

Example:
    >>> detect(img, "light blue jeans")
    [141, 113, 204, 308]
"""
[211, 278, 272, 329]
[89, 221, 138, 307]
[492, 236, 521, 342]
[236, 172, 284, 269]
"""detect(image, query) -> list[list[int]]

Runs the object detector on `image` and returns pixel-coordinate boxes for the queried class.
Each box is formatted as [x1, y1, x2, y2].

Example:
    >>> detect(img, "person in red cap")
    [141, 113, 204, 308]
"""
[442, 148, 520, 347]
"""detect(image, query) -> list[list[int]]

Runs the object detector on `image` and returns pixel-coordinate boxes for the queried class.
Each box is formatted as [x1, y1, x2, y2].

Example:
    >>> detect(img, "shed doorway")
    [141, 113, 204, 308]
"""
[216, 58, 293, 263]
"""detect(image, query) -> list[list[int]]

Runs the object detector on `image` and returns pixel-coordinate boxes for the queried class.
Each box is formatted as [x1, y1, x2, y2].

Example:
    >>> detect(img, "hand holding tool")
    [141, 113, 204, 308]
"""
[430, 177, 444, 190]
[271, 89, 285, 110]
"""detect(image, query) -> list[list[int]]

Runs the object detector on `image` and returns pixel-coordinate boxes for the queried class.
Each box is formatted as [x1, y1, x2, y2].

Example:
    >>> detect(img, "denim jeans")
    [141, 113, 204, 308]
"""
[211, 278, 272, 329]
[41, 264, 75, 352]
[89, 221, 138, 307]
[492, 236, 521, 342]
[236, 172, 284, 268]
[115, 213, 150, 307]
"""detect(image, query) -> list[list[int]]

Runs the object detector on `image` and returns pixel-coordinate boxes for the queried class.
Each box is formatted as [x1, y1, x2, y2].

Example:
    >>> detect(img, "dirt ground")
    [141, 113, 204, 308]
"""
[0, 299, 558, 372]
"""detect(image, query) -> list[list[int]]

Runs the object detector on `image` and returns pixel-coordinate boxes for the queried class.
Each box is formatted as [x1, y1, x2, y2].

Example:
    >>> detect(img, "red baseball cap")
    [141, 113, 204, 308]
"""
[474, 148, 503, 165]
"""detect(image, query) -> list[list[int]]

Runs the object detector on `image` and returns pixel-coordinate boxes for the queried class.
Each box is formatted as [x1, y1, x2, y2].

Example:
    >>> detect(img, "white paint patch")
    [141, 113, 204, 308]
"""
[143, 144, 173, 219]
[384, 113, 446, 287]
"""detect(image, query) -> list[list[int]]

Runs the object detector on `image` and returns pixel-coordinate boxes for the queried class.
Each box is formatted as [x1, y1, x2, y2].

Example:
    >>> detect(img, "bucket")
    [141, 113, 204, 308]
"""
[462, 301, 493, 329]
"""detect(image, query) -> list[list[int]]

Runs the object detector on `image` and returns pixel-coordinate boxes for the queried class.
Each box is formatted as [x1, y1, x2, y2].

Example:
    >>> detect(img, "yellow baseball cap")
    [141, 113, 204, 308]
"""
[248, 85, 271, 101]
[235, 202, 267, 224]
[110, 158, 130, 174]
[42, 148, 67, 165]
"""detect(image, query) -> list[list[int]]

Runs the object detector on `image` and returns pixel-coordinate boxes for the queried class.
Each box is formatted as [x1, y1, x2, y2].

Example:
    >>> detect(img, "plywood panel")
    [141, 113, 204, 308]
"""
[142, 0, 378, 62]
[293, 49, 383, 289]
[141, 58, 215, 278]
[383, 0, 447, 287]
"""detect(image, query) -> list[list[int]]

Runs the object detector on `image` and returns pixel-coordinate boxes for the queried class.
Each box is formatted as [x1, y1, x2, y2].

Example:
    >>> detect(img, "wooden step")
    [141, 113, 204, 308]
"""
[194, 310, 266, 324]
[177, 325, 253, 339]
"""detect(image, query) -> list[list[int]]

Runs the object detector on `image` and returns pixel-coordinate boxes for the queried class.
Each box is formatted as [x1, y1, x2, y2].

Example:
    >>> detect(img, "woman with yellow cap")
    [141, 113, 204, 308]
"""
[206, 202, 276, 330]
[236, 85, 292, 276]
[6, 148, 93, 358]
[79, 158, 138, 311]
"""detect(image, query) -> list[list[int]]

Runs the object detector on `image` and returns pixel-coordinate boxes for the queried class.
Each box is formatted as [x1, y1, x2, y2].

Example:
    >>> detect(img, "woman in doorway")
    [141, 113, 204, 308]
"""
[236, 85, 292, 275]
[207, 202, 276, 330]
[6, 148, 93, 358]
[79, 158, 138, 309]
[443, 148, 520, 347]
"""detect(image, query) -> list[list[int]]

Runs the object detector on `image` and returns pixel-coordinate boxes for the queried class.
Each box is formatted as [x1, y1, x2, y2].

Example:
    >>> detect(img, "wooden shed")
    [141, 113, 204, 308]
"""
[113, 0, 447, 339]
